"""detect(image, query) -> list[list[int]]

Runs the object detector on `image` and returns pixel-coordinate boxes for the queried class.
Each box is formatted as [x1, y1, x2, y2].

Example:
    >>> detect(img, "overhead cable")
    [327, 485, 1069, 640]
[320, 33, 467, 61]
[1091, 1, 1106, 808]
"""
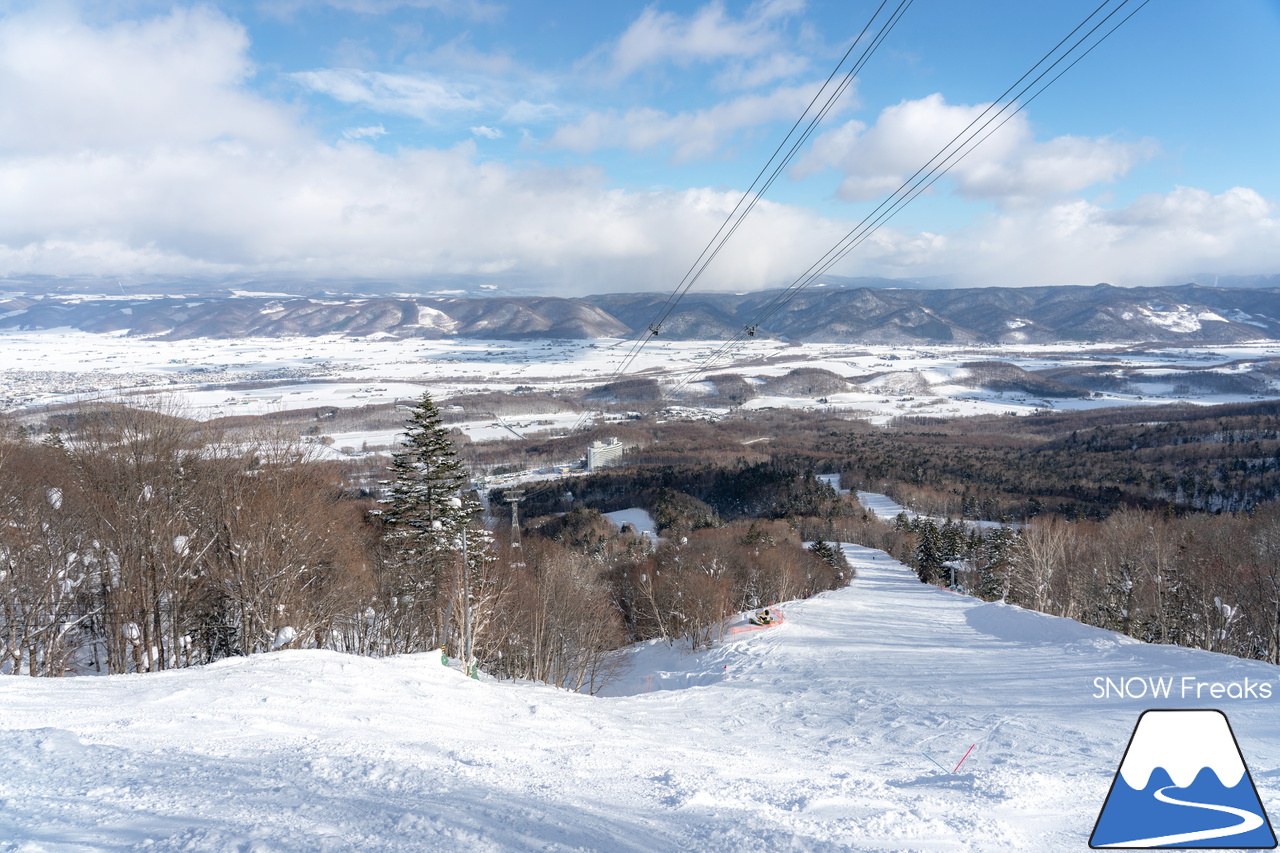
[663, 0, 1151, 400]
[572, 0, 913, 430]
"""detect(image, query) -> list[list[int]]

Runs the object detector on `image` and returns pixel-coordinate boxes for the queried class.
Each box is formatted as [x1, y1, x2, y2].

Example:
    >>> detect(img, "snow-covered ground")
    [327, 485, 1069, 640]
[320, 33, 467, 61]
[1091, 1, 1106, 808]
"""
[857, 490, 923, 523]
[856, 491, 1018, 531]
[603, 508, 659, 545]
[3, 544, 1277, 851]
[816, 473, 847, 495]
[5, 330, 1280, 429]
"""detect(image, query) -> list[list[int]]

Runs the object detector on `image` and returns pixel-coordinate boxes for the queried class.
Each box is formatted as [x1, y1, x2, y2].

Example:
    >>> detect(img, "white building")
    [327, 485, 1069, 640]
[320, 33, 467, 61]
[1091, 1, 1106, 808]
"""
[586, 437, 626, 472]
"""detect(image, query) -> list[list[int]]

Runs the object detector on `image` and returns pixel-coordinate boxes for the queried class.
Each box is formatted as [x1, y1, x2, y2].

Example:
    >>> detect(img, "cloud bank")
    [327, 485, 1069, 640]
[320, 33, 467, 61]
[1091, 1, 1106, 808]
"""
[794, 94, 1158, 203]
[0, 4, 1275, 294]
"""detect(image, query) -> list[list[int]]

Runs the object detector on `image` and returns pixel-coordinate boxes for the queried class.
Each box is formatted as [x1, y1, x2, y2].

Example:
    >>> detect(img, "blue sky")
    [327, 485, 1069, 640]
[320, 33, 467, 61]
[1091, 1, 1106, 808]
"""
[0, 0, 1276, 292]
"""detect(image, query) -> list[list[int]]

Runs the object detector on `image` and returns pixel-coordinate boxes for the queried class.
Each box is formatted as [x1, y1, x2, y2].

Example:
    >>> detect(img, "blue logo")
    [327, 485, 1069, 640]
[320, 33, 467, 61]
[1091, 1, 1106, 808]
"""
[1091, 709, 1276, 849]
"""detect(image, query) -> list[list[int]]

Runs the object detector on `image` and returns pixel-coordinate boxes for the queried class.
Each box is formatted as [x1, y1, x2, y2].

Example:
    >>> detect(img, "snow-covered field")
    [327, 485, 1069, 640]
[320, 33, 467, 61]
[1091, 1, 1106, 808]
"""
[5, 330, 1280, 429]
[603, 508, 660, 545]
[0, 332, 710, 415]
[3, 544, 1277, 852]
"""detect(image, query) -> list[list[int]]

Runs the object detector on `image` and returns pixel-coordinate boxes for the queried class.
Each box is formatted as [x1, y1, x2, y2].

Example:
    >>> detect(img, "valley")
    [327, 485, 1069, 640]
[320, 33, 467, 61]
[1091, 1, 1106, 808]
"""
[6, 329, 1280, 438]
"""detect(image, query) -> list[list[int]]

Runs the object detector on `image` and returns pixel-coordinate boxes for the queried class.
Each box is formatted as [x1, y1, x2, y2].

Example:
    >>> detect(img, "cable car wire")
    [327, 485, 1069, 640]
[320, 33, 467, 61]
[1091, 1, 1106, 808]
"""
[662, 0, 1150, 400]
[571, 0, 913, 430]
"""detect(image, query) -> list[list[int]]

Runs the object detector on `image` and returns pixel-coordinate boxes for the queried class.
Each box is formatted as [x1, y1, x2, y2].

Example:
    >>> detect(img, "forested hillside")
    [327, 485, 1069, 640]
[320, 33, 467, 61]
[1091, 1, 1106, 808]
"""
[7, 391, 1280, 682]
[0, 401, 846, 684]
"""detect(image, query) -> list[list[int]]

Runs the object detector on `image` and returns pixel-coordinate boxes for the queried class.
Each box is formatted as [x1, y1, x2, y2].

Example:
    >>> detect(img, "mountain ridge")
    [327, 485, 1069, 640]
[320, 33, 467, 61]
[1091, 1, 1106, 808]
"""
[3, 282, 1279, 343]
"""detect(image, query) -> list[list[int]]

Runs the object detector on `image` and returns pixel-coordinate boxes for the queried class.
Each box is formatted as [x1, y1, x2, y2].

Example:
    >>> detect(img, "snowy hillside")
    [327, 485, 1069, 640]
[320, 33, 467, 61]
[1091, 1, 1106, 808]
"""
[2, 545, 1278, 851]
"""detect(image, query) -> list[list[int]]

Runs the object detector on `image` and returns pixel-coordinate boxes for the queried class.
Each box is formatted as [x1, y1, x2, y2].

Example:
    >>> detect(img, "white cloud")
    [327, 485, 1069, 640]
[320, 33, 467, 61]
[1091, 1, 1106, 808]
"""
[294, 63, 562, 129]
[502, 100, 564, 124]
[717, 51, 810, 90]
[548, 81, 834, 162]
[413, 36, 517, 76]
[292, 68, 486, 120]
[0, 5, 844, 290]
[343, 125, 388, 140]
[844, 187, 1280, 287]
[470, 125, 503, 139]
[0, 141, 857, 291]
[0, 5, 1274, 296]
[606, 0, 804, 80]
[795, 93, 1156, 203]
[0, 7, 297, 154]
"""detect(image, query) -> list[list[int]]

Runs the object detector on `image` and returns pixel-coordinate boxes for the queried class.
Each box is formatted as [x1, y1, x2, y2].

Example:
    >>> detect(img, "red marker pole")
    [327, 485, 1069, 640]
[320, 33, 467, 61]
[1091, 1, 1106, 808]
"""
[953, 744, 976, 773]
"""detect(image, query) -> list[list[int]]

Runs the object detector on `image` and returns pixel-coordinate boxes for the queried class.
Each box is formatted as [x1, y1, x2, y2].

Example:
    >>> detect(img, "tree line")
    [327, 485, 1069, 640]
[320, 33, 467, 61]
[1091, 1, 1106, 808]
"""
[0, 397, 849, 690]
[877, 507, 1280, 665]
[458, 400, 1280, 524]
[0, 407, 372, 677]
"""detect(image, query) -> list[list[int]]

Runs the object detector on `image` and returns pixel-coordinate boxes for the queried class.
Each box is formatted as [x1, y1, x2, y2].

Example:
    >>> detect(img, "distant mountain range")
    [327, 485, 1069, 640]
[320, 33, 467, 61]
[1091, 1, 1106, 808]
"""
[587, 283, 1280, 343]
[0, 294, 629, 340]
[3, 282, 1280, 343]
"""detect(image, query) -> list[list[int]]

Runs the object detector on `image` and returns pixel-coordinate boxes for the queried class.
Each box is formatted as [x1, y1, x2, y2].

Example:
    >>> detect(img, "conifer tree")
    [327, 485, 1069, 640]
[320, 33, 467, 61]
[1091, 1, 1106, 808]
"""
[977, 526, 1016, 601]
[381, 392, 480, 651]
[913, 520, 945, 586]
[808, 539, 849, 580]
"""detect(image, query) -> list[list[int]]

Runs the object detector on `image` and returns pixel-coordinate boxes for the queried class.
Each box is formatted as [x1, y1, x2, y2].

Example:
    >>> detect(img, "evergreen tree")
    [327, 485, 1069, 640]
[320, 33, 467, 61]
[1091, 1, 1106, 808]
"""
[913, 520, 945, 586]
[977, 525, 1016, 601]
[381, 392, 481, 652]
[939, 518, 963, 561]
[808, 539, 847, 573]
[808, 539, 852, 586]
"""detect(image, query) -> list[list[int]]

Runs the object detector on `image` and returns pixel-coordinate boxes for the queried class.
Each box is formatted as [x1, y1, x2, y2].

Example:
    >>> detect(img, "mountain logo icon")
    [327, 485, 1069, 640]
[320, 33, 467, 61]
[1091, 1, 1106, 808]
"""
[1090, 709, 1276, 849]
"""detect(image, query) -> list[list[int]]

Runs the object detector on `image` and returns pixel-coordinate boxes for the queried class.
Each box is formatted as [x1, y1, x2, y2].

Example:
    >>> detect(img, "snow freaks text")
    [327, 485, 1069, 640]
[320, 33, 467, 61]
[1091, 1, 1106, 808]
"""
[1092, 676, 1275, 700]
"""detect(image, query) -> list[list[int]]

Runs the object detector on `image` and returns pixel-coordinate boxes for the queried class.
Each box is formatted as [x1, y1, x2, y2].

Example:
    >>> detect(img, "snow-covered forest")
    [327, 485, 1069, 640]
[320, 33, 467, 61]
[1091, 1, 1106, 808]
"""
[8, 390, 1280, 683]
[0, 397, 845, 683]
[7, 392, 1280, 850]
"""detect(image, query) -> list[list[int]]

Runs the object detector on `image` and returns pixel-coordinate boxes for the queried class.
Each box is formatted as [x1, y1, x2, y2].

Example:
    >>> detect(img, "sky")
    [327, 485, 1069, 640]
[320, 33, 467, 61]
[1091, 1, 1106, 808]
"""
[0, 0, 1277, 294]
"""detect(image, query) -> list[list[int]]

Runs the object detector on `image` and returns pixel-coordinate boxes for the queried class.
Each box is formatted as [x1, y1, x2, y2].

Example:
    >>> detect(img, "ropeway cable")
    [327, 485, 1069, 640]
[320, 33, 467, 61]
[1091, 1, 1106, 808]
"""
[571, 0, 913, 430]
[662, 0, 1151, 401]
[664, 0, 1138, 396]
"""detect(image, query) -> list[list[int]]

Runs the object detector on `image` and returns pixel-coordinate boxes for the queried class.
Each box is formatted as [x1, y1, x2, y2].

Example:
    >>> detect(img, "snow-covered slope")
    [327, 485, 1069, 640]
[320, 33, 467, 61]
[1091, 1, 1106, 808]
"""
[2, 545, 1278, 852]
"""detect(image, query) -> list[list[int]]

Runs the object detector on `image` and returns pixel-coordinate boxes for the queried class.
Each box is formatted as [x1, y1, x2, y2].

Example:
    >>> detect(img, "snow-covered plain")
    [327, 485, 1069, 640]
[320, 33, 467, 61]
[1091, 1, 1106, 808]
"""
[5, 331, 1280, 428]
[3, 544, 1277, 852]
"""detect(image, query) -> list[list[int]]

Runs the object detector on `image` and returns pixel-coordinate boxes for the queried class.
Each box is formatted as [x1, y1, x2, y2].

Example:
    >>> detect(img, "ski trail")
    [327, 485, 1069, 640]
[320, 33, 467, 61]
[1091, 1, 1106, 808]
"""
[1103, 785, 1264, 847]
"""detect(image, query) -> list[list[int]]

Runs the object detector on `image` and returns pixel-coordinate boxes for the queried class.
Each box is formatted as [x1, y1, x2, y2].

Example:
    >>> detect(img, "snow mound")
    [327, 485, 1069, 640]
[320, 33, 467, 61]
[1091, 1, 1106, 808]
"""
[964, 601, 1126, 647]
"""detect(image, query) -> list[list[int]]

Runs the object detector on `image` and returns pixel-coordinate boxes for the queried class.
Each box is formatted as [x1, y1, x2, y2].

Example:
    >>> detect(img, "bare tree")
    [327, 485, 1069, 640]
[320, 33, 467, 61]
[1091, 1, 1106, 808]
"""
[0, 444, 98, 675]
[1009, 516, 1069, 614]
[198, 436, 362, 657]
[68, 402, 207, 673]
[492, 538, 623, 692]
[1246, 504, 1280, 664]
